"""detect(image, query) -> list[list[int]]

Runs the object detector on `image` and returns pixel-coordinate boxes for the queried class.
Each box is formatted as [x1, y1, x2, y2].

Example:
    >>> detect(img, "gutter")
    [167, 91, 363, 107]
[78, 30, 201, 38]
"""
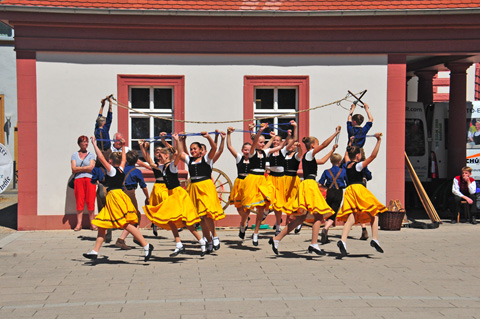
[1, 5, 480, 17]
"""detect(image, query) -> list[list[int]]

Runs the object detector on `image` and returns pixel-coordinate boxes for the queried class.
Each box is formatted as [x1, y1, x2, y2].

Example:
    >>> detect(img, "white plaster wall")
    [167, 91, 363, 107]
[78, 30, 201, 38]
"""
[467, 64, 476, 102]
[36, 53, 387, 216]
[0, 44, 18, 158]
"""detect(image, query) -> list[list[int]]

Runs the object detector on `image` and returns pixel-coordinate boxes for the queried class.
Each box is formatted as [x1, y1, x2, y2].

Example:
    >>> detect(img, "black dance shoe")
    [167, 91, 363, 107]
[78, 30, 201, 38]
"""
[144, 244, 154, 262]
[207, 242, 214, 254]
[268, 238, 278, 255]
[252, 236, 258, 246]
[308, 245, 326, 255]
[294, 225, 302, 234]
[213, 242, 220, 251]
[370, 240, 384, 253]
[83, 252, 98, 260]
[170, 246, 185, 257]
[152, 224, 158, 237]
[239, 229, 246, 240]
[337, 241, 347, 257]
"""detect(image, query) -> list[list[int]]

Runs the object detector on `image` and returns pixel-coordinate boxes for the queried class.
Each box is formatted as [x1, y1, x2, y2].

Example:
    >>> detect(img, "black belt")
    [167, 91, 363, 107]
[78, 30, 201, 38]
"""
[269, 171, 285, 177]
[190, 176, 210, 183]
[249, 171, 265, 176]
[237, 175, 247, 180]
[125, 185, 137, 190]
[304, 175, 317, 180]
[284, 171, 297, 177]
[155, 181, 166, 184]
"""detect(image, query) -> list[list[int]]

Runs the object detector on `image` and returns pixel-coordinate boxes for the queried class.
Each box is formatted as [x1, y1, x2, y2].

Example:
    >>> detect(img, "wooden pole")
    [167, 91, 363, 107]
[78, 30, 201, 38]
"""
[405, 153, 442, 223]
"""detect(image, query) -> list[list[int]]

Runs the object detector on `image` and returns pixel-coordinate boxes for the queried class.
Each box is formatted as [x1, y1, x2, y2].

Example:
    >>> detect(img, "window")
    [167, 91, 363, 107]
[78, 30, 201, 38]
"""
[0, 22, 14, 40]
[244, 76, 309, 143]
[129, 87, 174, 160]
[254, 87, 298, 139]
[117, 75, 185, 170]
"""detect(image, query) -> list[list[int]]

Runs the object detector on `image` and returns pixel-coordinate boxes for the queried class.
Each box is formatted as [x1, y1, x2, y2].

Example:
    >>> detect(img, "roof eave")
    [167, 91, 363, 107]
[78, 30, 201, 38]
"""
[1, 5, 480, 17]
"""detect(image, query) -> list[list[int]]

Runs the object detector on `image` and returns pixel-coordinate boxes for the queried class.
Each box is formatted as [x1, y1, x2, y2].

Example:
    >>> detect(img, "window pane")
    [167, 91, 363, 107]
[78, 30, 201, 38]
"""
[255, 117, 274, 139]
[277, 117, 295, 139]
[405, 119, 425, 156]
[154, 118, 173, 137]
[131, 118, 150, 139]
[131, 88, 150, 109]
[255, 89, 274, 109]
[278, 89, 296, 109]
[154, 88, 173, 110]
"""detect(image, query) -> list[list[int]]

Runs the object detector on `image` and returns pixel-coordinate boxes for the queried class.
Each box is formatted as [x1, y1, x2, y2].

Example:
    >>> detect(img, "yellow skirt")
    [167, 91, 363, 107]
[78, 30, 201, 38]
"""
[337, 184, 387, 224]
[242, 174, 274, 211]
[283, 175, 300, 214]
[143, 186, 201, 230]
[91, 189, 138, 229]
[267, 175, 286, 211]
[187, 179, 225, 221]
[229, 178, 245, 208]
[150, 183, 169, 206]
[297, 179, 334, 218]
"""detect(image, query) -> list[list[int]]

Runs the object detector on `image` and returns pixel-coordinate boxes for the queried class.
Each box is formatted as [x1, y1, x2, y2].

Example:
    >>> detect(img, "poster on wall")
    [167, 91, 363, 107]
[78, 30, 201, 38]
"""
[0, 143, 13, 193]
[466, 101, 480, 180]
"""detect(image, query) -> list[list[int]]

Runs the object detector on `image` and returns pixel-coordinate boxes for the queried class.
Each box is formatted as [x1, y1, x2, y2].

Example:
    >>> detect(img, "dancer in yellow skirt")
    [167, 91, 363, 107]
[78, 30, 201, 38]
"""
[336, 133, 387, 257]
[266, 121, 296, 235]
[283, 141, 303, 232]
[242, 123, 283, 247]
[269, 126, 340, 255]
[144, 134, 209, 257]
[182, 132, 224, 252]
[226, 127, 251, 239]
[139, 136, 170, 237]
[83, 137, 153, 262]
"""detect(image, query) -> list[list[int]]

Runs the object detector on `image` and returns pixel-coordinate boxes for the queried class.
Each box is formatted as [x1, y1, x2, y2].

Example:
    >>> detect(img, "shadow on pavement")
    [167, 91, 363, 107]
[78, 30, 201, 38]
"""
[0, 203, 17, 230]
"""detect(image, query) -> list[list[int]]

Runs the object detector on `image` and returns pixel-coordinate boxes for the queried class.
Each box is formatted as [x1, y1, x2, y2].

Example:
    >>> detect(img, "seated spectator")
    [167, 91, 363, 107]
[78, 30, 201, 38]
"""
[452, 166, 477, 224]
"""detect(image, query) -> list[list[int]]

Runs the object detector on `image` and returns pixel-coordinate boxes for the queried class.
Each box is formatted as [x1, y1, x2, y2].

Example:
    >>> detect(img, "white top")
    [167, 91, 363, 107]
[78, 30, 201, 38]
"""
[452, 177, 477, 197]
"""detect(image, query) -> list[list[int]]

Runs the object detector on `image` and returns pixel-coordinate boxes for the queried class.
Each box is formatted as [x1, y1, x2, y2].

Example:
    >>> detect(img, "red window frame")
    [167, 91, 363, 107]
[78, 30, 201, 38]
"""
[243, 75, 309, 143]
[117, 75, 186, 180]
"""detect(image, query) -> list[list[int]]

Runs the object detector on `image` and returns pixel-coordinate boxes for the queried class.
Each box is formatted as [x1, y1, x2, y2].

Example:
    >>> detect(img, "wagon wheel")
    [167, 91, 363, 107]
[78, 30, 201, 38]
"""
[181, 168, 233, 211]
[212, 168, 233, 210]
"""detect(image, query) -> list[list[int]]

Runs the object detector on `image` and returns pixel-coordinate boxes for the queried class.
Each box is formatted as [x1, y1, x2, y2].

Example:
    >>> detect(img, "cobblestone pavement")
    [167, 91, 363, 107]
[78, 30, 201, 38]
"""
[0, 223, 479, 319]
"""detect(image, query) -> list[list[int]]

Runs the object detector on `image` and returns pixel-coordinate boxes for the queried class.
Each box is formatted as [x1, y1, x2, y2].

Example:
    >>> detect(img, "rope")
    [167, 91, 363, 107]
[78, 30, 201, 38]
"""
[109, 91, 362, 124]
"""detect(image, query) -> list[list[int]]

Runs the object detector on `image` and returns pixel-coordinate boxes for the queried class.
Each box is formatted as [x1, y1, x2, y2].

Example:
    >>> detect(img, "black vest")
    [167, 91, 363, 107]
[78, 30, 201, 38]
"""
[162, 163, 181, 190]
[346, 161, 364, 185]
[284, 153, 300, 177]
[105, 167, 125, 192]
[236, 158, 250, 180]
[301, 152, 318, 180]
[474, 134, 480, 145]
[268, 150, 286, 177]
[188, 156, 212, 183]
[153, 167, 165, 183]
[249, 149, 267, 175]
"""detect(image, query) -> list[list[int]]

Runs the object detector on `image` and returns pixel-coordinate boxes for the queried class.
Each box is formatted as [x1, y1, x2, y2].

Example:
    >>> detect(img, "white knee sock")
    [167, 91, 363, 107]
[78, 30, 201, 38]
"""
[143, 244, 150, 256]
[176, 242, 183, 249]
[273, 240, 280, 249]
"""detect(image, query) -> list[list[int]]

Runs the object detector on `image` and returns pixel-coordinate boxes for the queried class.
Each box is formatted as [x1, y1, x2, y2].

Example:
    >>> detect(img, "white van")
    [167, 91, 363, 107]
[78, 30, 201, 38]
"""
[405, 102, 429, 182]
